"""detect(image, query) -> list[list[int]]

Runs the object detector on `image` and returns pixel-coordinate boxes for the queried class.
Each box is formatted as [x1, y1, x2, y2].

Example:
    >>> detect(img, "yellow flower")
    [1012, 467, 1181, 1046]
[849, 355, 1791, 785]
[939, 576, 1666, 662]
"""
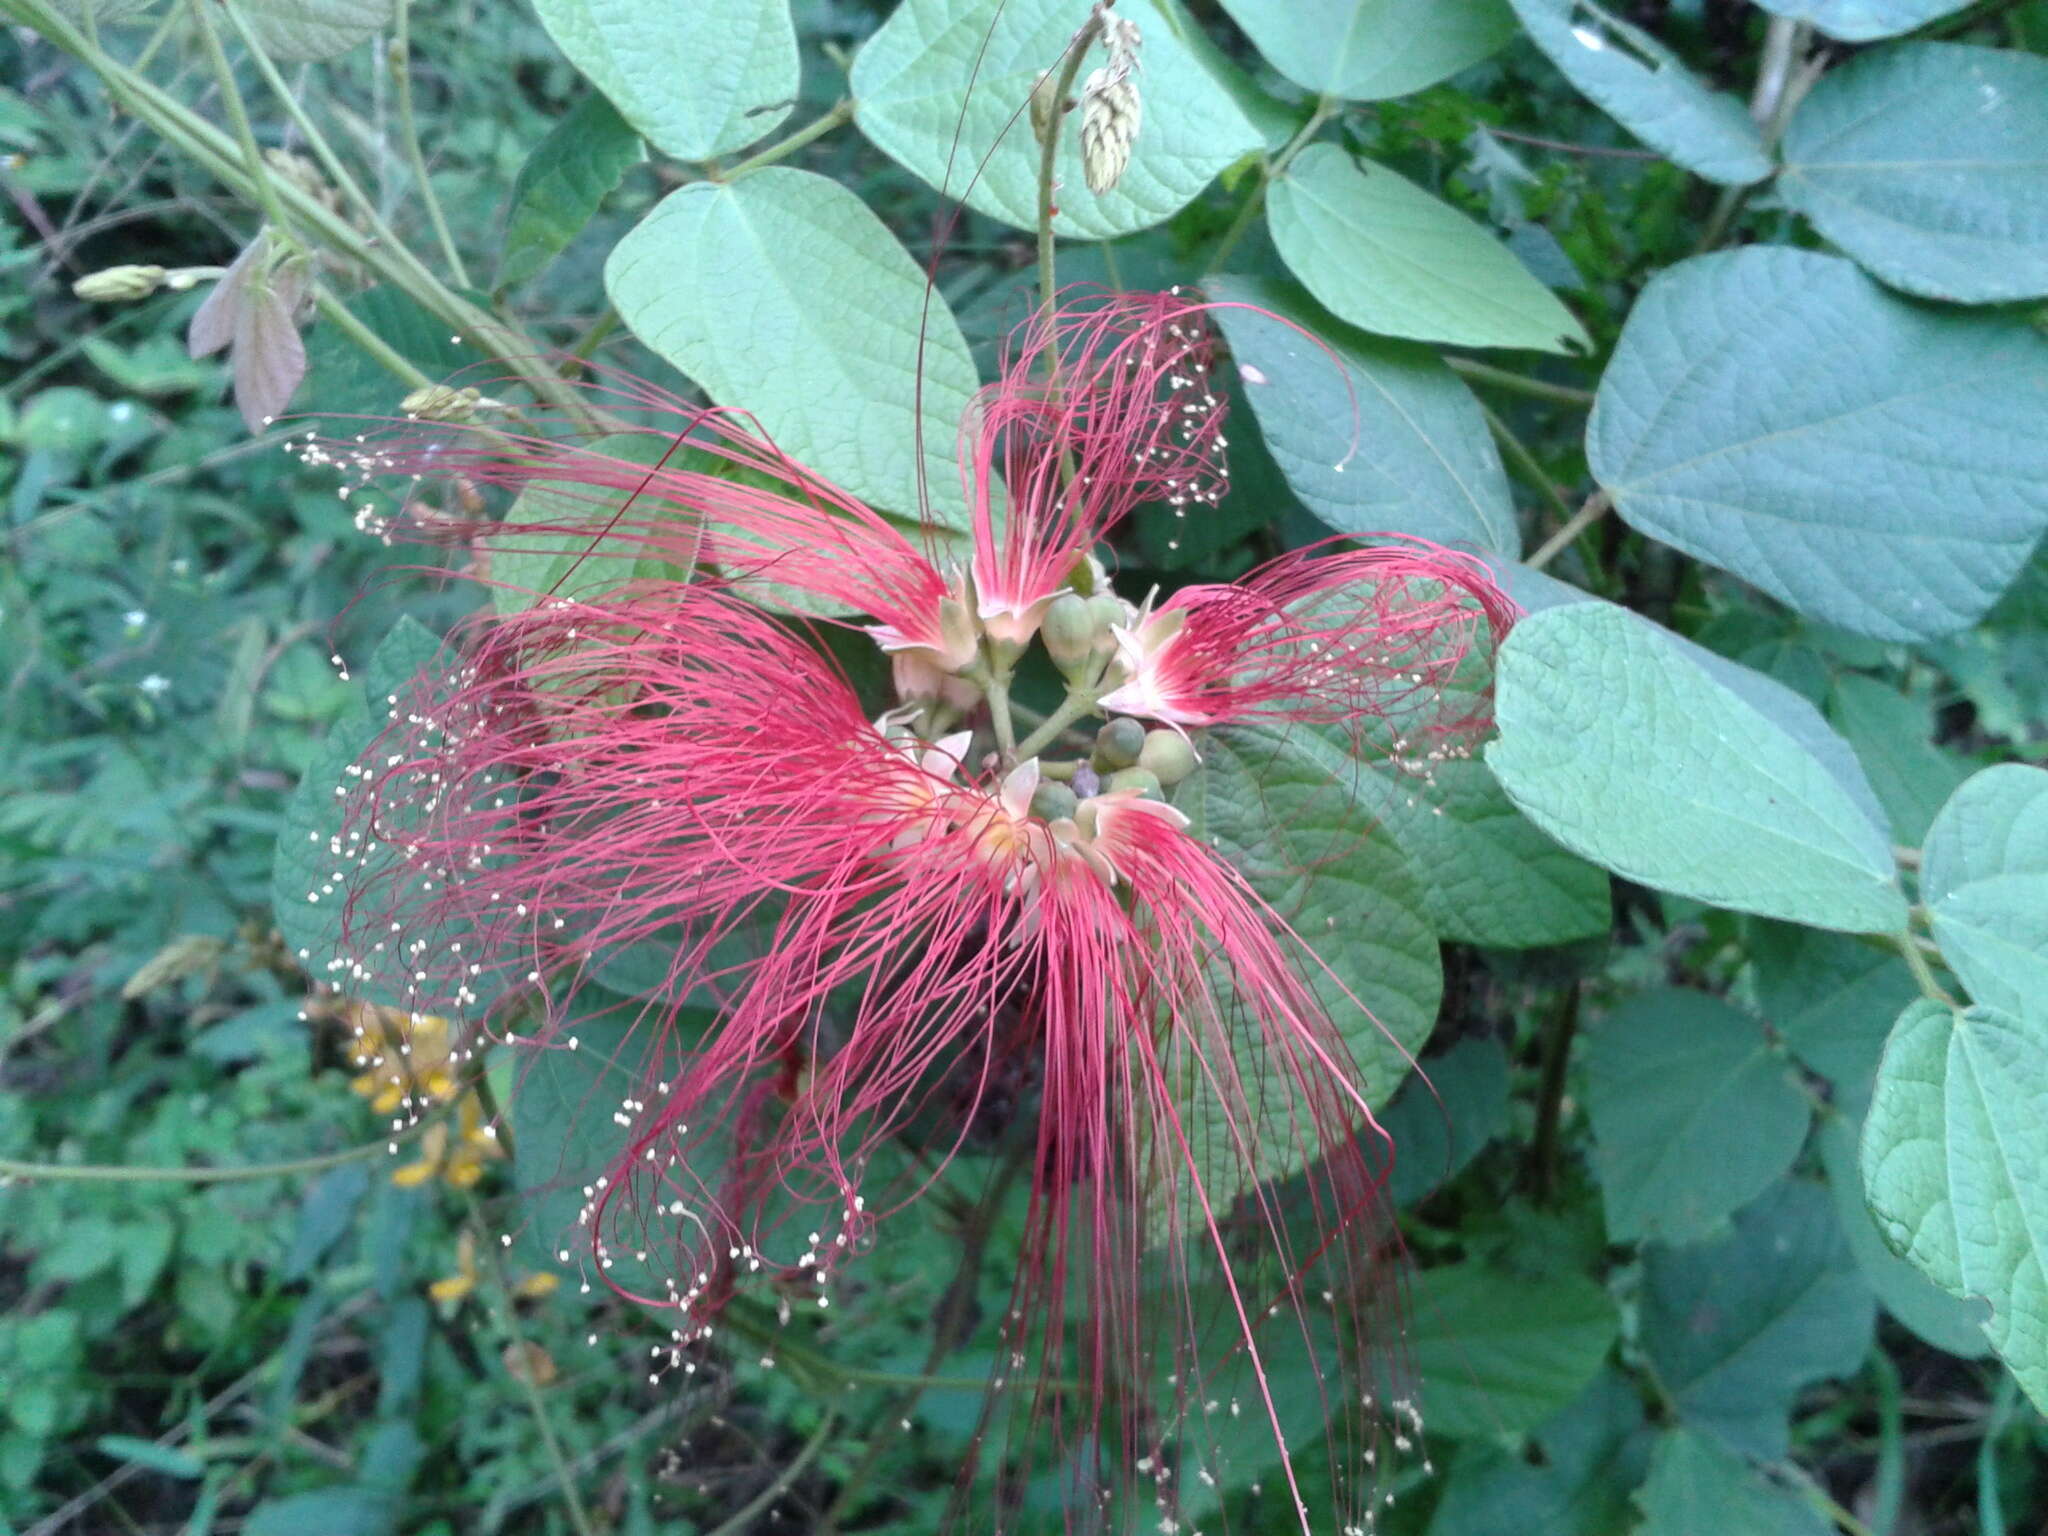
[428, 1230, 478, 1302]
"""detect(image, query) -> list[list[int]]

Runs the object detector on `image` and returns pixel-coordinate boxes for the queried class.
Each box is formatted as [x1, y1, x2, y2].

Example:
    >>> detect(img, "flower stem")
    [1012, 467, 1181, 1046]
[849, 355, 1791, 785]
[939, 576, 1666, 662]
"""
[1014, 686, 1100, 762]
[1526, 489, 1611, 572]
[391, 0, 472, 287]
[719, 98, 856, 180]
[1034, 13, 1105, 316]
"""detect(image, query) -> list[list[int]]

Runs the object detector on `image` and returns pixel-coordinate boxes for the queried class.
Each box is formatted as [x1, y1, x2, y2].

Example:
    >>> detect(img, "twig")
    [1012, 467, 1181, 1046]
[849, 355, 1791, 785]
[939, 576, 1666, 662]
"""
[1206, 95, 1335, 275]
[389, 0, 471, 286]
[1526, 490, 1611, 572]
[1476, 398, 1573, 528]
[718, 98, 856, 180]
[1447, 356, 1595, 407]
[701, 1410, 839, 1536]
[1035, 11, 1107, 314]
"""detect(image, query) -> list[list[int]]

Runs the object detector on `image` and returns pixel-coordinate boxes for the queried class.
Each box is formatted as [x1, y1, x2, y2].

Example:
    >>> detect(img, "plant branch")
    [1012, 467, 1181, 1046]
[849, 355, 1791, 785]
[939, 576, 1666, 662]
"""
[1894, 930, 1959, 1008]
[1013, 684, 1101, 762]
[390, 0, 471, 286]
[719, 98, 856, 180]
[1447, 356, 1595, 407]
[1526, 489, 1611, 572]
[1206, 95, 1334, 275]
[1477, 399, 1573, 528]
[701, 1409, 839, 1536]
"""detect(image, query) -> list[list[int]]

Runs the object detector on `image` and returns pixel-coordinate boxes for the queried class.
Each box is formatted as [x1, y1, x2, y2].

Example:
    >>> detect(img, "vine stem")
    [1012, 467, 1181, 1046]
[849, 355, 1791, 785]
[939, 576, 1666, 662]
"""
[718, 98, 856, 180]
[1526, 489, 1611, 572]
[6, 0, 598, 425]
[1477, 398, 1572, 527]
[1895, 930, 1959, 1007]
[1447, 357, 1595, 407]
[0, 1107, 443, 1184]
[701, 1409, 840, 1536]
[390, 0, 471, 286]
[1204, 95, 1335, 276]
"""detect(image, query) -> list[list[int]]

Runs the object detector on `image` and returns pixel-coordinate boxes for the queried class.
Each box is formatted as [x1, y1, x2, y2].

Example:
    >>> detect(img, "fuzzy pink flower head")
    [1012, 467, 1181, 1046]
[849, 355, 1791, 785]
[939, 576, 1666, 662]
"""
[966, 288, 1230, 643]
[1098, 541, 1519, 736]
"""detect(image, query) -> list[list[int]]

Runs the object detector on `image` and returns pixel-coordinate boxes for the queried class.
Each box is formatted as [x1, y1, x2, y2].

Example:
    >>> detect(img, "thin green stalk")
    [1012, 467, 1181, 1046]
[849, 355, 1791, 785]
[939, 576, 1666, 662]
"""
[1035, 14, 1106, 315]
[312, 282, 436, 390]
[219, 0, 406, 259]
[1477, 398, 1573, 527]
[390, 0, 470, 285]
[9, 0, 595, 422]
[1978, 1372, 2020, 1536]
[1447, 356, 1595, 407]
[1896, 931, 1958, 1007]
[182, 0, 294, 241]
[1867, 1349, 1905, 1535]
[472, 1201, 598, 1536]
[1014, 685, 1100, 762]
[719, 98, 856, 180]
[0, 1109, 442, 1185]
[984, 667, 1019, 758]
[1205, 96, 1334, 276]
[701, 1410, 839, 1536]
[1526, 489, 1611, 572]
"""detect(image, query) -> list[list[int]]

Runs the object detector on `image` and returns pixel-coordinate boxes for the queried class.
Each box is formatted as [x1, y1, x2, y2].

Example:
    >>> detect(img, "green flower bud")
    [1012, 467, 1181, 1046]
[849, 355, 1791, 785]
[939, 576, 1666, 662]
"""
[401, 384, 484, 423]
[1093, 716, 1145, 771]
[1105, 766, 1162, 799]
[73, 264, 165, 303]
[1040, 593, 1095, 673]
[1029, 780, 1080, 823]
[1086, 593, 1129, 659]
[1138, 729, 1198, 786]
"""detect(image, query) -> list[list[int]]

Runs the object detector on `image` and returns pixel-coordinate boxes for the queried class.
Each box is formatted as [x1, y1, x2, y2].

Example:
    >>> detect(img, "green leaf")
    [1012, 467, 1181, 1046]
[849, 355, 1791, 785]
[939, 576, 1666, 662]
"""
[1178, 724, 1441, 1142]
[95, 1436, 205, 1480]
[1640, 1180, 1875, 1459]
[528, 0, 797, 160]
[1861, 998, 2048, 1408]
[1206, 274, 1520, 556]
[1407, 1261, 1620, 1438]
[1634, 1429, 1831, 1536]
[1584, 988, 1810, 1245]
[1382, 1035, 1511, 1208]
[1507, 0, 1772, 186]
[1780, 43, 2048, 304]
[270, 617, 445, 992]
[1212, 0, 1515, 102]
[1588, 247, 2048, 642]
[1748, 919, 1914, 1095]
[1752, 0, 1973, 42]
[1817, 1112, 1992, 1360]
[1426, 1370, 1650, 1536]
[1922, 764, 2048, 1021]
[487, 433, 694, 615]
[497, 93, 644, 291]
[245, 1487, 398, 1536]
[1487, 602, 1907, 933]
[606, 167, 979, 527]
[237, 0, 392, 62]
[1270, 145, 1590, 354]
[851, 0, 1260, 239]
[1824, 676, 1967, 847]
[299, 287, 481, 419]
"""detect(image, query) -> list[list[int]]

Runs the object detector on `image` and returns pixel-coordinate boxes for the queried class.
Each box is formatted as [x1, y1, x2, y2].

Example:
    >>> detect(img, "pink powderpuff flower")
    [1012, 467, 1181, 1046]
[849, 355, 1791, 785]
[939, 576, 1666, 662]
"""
[304, 288, 1516, 1533]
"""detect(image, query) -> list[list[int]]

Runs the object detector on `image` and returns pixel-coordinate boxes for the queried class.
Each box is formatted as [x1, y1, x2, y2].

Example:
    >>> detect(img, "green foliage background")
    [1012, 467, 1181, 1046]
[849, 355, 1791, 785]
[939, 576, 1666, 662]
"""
[3, 0, 2047, 1532]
